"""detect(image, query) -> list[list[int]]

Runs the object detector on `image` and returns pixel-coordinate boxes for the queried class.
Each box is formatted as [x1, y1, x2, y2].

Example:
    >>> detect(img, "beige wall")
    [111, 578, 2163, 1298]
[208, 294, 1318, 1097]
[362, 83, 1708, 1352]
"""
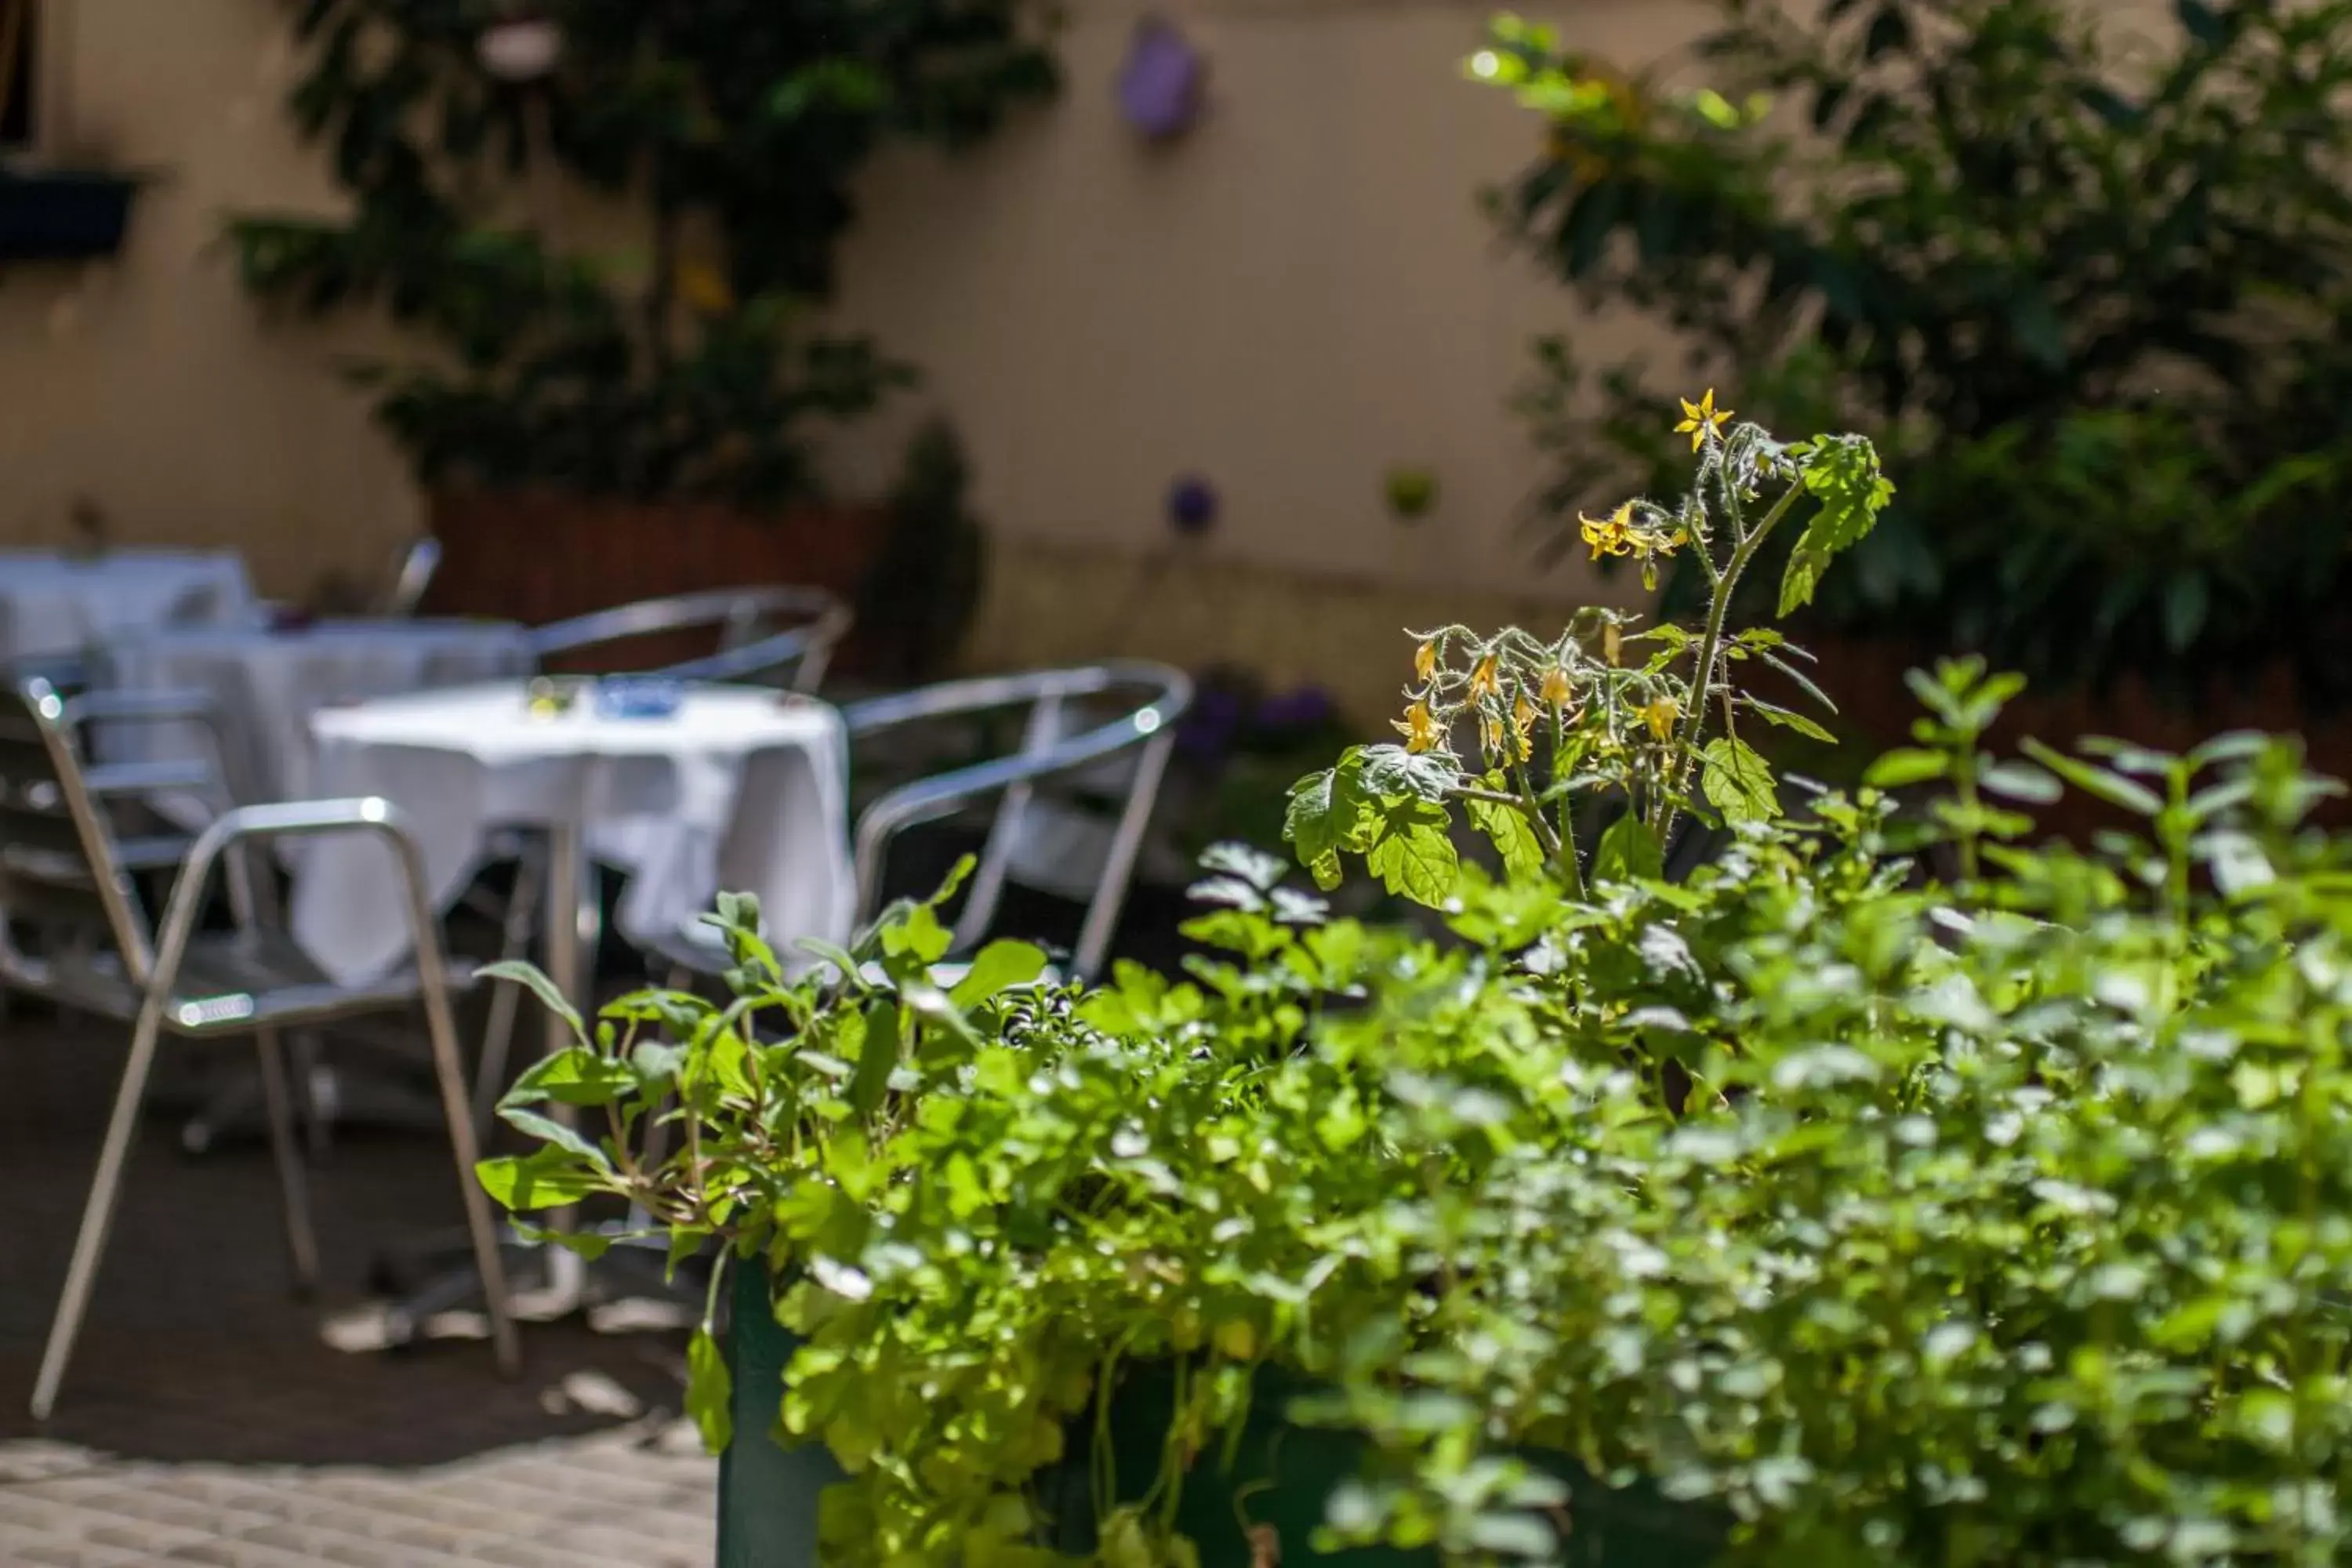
[0, 0, 419, 593]
[828, 0, 1707, 606]
[0, 0, 1706, 631]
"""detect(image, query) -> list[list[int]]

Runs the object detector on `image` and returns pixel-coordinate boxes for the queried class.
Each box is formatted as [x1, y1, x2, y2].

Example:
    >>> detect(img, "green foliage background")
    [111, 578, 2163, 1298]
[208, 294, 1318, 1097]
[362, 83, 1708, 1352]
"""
[227, 0, 1056, 508]
[1482, 0, 2352, 703]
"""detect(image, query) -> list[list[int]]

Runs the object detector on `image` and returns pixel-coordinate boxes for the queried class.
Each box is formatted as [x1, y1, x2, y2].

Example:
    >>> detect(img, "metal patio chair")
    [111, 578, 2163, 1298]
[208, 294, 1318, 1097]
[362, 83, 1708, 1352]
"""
[382, 535, 441, 619]
[649, 660, 1191, 994]
[56, 683, 359, 1157]
[3, 677, 517, 1418]
[524, 585, 851, 691]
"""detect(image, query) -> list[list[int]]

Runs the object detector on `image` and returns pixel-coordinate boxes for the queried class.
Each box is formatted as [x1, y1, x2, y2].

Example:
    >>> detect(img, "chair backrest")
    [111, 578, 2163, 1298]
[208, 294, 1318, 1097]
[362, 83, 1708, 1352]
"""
[383, 536, 442, 619]
[0, 680, 154, 987]
[842, 661, 1192, 980]
[527, 586, 851, 692]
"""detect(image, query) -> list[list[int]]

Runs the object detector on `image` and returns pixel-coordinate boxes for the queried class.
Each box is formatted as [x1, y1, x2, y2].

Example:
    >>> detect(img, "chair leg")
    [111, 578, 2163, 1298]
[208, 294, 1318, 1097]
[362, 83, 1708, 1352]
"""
[419, 989, 521, 1377]
[253, 1026, 320, 1295]
[31, 1001, 168, 1420]
[294, 1032, 331, 1160]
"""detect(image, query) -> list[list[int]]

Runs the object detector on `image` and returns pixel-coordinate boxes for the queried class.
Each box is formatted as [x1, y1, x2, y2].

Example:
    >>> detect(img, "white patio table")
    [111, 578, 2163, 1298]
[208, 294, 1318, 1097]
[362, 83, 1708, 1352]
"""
[0, 549, 254, 666]
[289, 680, 856, 993]
[88, 618, 536, 821]
[287, 678, 857, 1322]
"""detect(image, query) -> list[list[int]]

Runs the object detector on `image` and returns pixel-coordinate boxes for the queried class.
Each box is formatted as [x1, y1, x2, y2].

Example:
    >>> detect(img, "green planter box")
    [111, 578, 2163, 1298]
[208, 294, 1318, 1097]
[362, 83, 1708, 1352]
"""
[718, 1265, 1726, 1566]
[718, 1264, 844, 1568]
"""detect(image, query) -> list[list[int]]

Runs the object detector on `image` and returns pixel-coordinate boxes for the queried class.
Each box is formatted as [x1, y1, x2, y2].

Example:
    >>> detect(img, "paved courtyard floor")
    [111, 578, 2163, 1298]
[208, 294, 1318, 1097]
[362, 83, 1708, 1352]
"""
[0, 1004, 717, 1567]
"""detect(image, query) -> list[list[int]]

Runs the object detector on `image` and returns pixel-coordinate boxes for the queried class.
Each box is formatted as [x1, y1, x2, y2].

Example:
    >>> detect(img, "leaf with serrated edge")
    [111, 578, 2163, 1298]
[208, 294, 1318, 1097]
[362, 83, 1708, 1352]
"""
[1701, 737, 1780, 823]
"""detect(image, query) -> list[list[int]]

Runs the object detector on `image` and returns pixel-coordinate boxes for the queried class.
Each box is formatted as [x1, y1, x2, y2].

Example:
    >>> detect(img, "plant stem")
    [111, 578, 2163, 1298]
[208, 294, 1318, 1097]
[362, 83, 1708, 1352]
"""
[1951, 748, 1982, 886]
[700, 1240, 729, 1335]
[1552, 711, 1584, 895]
[1449, 782, 1531, 811]
[1660, 481, 1803, 839]
[1508, 754, 1566, 859]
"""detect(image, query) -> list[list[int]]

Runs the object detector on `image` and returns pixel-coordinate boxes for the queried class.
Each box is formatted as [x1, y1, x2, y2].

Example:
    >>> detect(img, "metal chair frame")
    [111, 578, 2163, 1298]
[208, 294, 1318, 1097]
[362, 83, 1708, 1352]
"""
[2, 678, 517, 1418]
[652, 662, 1188, 999]
[383, 536, 441, 619]
[57, 684, 363, 1155]
[844, 661, 1189, 979]
[524, 586, 851, 694]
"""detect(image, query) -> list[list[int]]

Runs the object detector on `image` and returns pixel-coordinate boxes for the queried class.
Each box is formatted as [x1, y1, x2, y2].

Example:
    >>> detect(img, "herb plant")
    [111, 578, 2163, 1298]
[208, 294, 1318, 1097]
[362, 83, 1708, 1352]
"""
[478, 407, 2352, 1566]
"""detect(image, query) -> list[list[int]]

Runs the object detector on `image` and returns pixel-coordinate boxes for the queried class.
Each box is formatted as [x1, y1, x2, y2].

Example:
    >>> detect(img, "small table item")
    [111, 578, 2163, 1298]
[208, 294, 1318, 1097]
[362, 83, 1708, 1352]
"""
[0, 549, 253, 665]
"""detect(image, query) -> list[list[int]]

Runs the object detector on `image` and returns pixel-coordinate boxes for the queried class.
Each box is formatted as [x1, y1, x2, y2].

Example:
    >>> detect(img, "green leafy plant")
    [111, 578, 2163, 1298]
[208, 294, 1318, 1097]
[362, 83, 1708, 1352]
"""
[1285, 403, 1889, 899]
[1474, 0, 2352, 702]
[227, 0, 1057, 509]
[476, 412, 2352, 1566]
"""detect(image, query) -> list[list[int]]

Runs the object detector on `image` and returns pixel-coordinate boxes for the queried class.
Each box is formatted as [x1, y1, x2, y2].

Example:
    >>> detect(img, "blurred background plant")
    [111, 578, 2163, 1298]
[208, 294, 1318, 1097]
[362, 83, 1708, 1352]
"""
[1167, 669, 1359, 866]
[855, 419, 989, 683]
[225, 0, 1058, 510]
[1476, 0, 2352, 707]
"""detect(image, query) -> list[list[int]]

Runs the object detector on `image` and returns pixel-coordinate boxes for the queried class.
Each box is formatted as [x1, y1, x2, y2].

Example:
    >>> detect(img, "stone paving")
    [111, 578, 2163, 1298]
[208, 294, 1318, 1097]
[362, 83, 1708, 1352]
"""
[0, 1005, 718, 1567]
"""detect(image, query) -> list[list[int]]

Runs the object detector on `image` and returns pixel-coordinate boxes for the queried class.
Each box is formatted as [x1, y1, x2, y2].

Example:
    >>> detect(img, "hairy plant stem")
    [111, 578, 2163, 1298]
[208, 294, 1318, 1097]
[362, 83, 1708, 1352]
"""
[1448, 782, 1525, 809]
[1508, 753, 1566, 859]
[1659, 479, 1804, 841]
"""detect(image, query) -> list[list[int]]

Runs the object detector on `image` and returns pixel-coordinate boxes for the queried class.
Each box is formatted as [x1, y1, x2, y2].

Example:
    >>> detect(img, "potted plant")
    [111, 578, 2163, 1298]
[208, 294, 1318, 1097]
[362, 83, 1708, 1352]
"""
[226, 0, 1056, 630]
[480, 403, 2352, 1565]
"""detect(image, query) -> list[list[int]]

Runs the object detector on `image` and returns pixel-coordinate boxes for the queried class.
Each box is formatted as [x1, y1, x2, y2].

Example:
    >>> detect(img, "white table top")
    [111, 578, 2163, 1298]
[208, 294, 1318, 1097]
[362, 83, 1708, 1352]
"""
[310, 680, 836, 762]
[291, 680, 857, 987]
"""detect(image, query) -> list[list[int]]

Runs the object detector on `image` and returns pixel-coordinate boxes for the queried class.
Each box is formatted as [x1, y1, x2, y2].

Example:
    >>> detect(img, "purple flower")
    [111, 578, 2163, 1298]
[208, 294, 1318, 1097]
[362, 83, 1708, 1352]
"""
[1118, 19, 1206, 140]
[1256, 686, 1336, 731]
[1177, 687, 1245, 760]
[1167, 474, 1219, 536]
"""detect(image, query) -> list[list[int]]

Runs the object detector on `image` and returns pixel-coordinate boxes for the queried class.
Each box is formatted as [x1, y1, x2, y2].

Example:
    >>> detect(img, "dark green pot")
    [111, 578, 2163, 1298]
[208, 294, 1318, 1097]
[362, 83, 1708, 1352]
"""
[717, 1266, 1726, 1567]
[717, 1263, 844, 1568]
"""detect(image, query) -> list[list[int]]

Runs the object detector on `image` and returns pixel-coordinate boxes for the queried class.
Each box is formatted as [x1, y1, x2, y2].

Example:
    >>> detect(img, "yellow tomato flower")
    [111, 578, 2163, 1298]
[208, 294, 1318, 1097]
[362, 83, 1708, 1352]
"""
[1635, 694, 1681, 742]
[1511, 694, 1539, 759]
[1580, 503, 1635, 560]
[1394, 699, 1443, 754]
[1414, 638, 1439, 684]
[1539, 663, 1576, 710]
[1602, 621, 1623, 668]
[1468, 653, 1501, 702]
[1675, 388, 1733, 452]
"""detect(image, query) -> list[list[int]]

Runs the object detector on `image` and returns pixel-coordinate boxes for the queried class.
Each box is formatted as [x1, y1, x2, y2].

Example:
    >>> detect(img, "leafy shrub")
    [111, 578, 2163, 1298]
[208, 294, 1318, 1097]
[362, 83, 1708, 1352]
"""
[1475, 0, 2352, 702]
[481, 407, 2352, 1565]
[227, 1, 1056, 507]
